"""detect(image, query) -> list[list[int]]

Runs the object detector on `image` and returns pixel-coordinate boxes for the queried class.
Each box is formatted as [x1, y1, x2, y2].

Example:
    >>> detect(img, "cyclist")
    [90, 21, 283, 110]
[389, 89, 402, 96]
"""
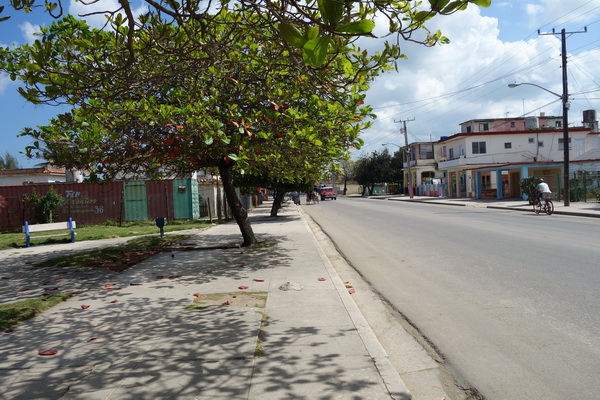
[536, 178, 551, 199]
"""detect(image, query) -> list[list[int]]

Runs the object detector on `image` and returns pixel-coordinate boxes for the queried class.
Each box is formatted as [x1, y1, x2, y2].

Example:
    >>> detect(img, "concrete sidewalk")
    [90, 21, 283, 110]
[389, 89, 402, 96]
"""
[0, 202, 410, 399]
[380, 195, 600, 218]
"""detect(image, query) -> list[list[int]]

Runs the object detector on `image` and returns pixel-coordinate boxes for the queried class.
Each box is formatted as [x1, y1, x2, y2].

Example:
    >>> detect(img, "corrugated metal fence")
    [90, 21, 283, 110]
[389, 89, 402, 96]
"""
[0, 179, 205, 230]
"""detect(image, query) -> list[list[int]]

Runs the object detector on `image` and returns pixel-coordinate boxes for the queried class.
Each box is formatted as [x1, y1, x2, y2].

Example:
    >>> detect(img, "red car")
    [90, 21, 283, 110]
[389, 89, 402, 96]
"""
[320, 187, 336, 200]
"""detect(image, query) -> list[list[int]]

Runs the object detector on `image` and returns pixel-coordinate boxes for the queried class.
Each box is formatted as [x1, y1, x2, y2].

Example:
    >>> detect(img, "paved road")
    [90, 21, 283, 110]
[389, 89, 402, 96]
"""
[303, 196, 600, 400]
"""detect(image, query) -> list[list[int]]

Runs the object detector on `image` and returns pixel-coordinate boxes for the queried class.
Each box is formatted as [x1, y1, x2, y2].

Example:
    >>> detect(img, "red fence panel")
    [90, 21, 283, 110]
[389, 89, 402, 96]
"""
[0, 182, 125, 230]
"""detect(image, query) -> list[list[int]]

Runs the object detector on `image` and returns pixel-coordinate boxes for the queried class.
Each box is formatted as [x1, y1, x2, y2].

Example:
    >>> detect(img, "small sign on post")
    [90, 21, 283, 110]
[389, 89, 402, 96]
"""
[155, 217, 167, 238]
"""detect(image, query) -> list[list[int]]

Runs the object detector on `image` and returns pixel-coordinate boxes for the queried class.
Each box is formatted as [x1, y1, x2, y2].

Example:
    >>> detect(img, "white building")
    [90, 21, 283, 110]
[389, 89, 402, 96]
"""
[437, 111, 600, 199]
[0, 167, 68, 186]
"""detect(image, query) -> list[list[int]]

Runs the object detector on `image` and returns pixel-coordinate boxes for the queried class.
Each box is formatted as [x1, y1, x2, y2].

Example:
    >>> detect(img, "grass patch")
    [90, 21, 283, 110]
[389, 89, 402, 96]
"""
[254, 311, 268, 358]
[0, 219, 212, 250]
[186, 291, 268, 310]
[1, 293, 73, 332]
[34, 234, 190, 272]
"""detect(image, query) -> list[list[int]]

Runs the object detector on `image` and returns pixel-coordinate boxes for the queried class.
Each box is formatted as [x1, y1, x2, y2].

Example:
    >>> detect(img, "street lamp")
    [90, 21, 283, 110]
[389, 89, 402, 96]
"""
[508, 82, 570, 206]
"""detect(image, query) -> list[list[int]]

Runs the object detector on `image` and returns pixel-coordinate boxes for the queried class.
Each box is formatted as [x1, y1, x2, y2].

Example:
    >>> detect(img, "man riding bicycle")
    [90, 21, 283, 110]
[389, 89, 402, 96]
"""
[536, 178, 551, 199]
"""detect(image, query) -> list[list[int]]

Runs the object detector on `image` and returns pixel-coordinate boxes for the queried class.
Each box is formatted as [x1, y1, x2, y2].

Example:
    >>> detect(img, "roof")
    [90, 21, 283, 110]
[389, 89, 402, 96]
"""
[0, 168, 66, 177]
[573, 148, 600, 161]
[437, 127, 591, 143]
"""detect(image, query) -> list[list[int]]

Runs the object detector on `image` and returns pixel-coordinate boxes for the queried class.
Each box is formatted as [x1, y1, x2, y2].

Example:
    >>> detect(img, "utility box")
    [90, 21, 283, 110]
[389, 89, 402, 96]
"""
[155, 217, 167, 237]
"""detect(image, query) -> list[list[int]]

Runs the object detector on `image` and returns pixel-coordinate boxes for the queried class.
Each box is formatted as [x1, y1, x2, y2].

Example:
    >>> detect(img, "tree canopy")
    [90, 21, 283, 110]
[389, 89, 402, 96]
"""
[0, 9, 378, 244]
[2, 0, 492, 67]
[0, 152, 20, 169]
[354, 148, 403, 195]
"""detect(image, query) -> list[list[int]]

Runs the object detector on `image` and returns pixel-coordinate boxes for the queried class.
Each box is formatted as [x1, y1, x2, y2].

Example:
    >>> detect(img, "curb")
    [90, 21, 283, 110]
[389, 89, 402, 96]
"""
[299, 206, 411, 399]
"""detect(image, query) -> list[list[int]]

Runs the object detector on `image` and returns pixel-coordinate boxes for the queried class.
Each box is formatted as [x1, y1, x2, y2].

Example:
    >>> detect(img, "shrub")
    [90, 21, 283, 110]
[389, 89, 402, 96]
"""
[22, 187, 64, 223]
[520, 176, 538, 204]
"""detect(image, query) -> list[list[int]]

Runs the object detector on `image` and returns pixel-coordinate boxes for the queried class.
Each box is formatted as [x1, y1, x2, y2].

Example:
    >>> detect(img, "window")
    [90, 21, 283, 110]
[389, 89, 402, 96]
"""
[538, 141, 544, 147]
[555, 121, 562, 128]
[558, 138, 572, 150]
[449, 148, 455, 159]
[466, 126, 472, 133]
[510, 122, 516, 128]
[472, 141, 486, 154]
[504, 142, 512, 149]
[479, 123, 489, 131]
[419, 144, 434, 159]
[528, 138, 535, 143]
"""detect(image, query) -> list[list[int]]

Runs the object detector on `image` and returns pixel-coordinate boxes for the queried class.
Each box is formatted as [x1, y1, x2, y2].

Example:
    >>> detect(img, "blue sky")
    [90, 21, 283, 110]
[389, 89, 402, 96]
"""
[1, 0, 600, 167]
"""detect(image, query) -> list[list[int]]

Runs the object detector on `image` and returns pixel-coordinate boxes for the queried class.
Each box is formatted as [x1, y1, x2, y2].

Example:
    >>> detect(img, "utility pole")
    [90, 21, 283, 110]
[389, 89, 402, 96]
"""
[538, 27, 587, 206]
[395, 118, 415, 198]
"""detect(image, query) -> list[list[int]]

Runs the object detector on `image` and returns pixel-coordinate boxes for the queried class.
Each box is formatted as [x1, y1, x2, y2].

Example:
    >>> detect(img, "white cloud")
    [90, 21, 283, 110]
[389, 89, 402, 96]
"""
[0, 73, 11, 95]
[19, 21, 42, 43]
[355, 2, 600, 155]
[526, 0, 600, 30]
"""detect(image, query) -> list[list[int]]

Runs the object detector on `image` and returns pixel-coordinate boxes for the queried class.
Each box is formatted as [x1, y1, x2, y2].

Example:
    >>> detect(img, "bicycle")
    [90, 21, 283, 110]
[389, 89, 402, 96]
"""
[532, 193, 555, 215]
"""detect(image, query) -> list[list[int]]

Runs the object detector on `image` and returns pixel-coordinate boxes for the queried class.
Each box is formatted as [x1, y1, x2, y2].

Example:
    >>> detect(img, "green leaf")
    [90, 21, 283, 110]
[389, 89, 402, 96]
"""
[318, 0, 344, 27]
[25, 63, 41, 72]
[442, 1, 469, 13]
[413, 11, 434, 22]
[337, 20, 375, 34]
[302, 36, 330, 66]
[428, 0, 450, 11]
[307, 26, 320, 40]
[204, 136, 214, 145]
[470, 0, 491, 7]
[280, 23, 307, 49]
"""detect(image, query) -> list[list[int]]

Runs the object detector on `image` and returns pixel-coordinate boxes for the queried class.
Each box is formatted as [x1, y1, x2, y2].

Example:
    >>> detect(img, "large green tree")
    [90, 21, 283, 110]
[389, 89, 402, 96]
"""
[2, 0, 491, 67]
[0, 11, 375, 245]
[354, 148, 402, 195]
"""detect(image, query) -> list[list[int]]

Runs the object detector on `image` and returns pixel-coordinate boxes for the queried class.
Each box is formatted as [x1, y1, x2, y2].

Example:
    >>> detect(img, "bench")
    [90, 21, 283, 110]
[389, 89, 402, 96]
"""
[23, 218, 76, 248]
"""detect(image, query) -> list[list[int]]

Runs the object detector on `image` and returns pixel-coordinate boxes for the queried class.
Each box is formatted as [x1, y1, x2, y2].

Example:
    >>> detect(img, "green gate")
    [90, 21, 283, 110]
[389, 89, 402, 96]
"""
[124, 181, 148, 221]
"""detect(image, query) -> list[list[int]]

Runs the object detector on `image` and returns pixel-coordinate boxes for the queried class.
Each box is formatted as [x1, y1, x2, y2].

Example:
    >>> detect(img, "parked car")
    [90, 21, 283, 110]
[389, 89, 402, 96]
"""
[320, 187, 336, 200]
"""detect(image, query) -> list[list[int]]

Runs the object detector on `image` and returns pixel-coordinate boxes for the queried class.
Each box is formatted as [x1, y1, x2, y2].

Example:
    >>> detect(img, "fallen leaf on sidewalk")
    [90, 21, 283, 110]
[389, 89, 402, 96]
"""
[238, 286, 249, 290]
[169, 275, 182, 279]
[44, 287, 59, 291]
[193, 293, 202, 297]
[318, 278, 326, 281]
[104, 284, 116, 288]
[345, 284, 353, 288]
[206, 270, 213, 273]
[156, 276, 165, 279]
[38, 349, 59, 356]
[253, 279, 264, 282]
[129, 283, 142, 286]
[17, 289, 29, 292]
[87, 337, 98, 342]
[110, 300, 119, 303]
[348, 288, 356, 294]
[81, 305, 90, 309]
[1, 276, 10, 279]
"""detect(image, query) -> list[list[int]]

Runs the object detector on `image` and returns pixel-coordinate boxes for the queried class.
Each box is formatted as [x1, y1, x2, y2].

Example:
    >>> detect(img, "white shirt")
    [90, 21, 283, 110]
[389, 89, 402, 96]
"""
[537, 182, 551, 193]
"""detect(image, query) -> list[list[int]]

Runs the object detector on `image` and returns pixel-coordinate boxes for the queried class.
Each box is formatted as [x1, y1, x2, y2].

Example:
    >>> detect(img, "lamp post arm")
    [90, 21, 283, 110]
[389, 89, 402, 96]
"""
[508, 82, 562, 99]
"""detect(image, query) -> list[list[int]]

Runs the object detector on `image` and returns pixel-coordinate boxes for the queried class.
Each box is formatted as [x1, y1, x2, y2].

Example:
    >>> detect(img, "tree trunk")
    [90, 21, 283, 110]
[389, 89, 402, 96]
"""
[270, 191, 285, 217]
[218, 162, 257, 246]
